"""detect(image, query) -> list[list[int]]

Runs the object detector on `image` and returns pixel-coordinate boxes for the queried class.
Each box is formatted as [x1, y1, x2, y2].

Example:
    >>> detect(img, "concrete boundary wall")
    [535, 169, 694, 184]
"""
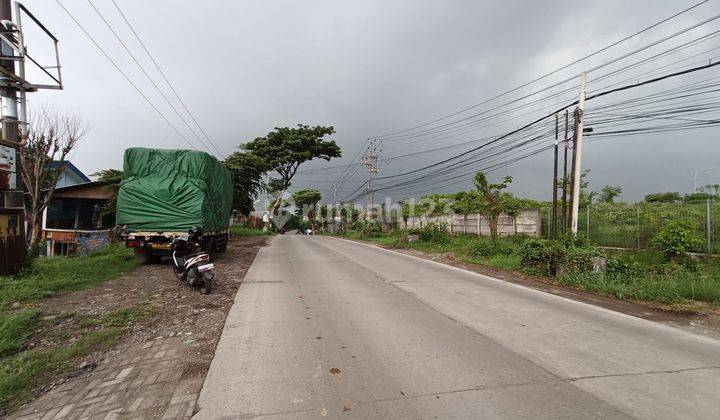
[403, 208, 541, 237]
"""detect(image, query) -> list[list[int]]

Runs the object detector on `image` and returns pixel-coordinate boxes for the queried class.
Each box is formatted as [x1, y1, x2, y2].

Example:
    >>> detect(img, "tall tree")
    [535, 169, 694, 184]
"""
[645, 192, 681, 203]
[292, 189, 322, 232]
[21, 107, 86, 250]
[473, 172, 519, 240]
[241, 125, 341, 214]
[224, 151, 267, 215]
[599, 185, 623, 203]
[91, 169, 123, 216]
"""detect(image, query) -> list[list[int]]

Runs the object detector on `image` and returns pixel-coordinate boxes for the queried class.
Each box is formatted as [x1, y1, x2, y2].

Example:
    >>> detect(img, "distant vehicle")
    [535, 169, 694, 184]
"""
[117, 148, 233, 263]
[171, 226, 214, 294]
[304, 229, 313, 235]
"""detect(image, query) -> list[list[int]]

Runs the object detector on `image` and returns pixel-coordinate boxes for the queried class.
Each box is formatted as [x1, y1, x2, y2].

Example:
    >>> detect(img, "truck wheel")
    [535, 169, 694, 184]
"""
[134, 248, 150, 264]
[217, 234, 228, 253]
[204, 237, 217, 259]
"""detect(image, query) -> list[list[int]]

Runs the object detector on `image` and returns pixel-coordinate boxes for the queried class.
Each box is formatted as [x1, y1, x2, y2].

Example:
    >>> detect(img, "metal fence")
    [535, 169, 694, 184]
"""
[542, 199, 719, 253]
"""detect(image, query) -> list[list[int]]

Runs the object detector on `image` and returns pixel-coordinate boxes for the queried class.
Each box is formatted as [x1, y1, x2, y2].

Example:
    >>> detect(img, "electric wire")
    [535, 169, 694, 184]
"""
[109, 0, 224, 157]
[54, 0, 198, 150]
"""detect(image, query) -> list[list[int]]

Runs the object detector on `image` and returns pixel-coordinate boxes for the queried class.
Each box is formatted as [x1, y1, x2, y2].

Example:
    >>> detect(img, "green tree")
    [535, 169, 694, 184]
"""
[241, 124, 341, 214]
[599, 185, 623, 203]
[292, 189, 322, 232]
[473, 172, 519, 240]
[91, 169, 123, 216]
[224, 151, 267, 215]
[644, 192, 681, 203]
[578, 169, 595, 207]
[684, 192, 714, 203]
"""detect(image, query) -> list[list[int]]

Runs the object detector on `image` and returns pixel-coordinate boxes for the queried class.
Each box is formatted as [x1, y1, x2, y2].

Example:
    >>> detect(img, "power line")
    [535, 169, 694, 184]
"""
[375, 11, 720, 143]
[109, 0, 224, 157]
[371, 0, 710, 139]
[352, 61, 720, 201]
[55, 0, 197, 150]
[85, 0, 216, 155]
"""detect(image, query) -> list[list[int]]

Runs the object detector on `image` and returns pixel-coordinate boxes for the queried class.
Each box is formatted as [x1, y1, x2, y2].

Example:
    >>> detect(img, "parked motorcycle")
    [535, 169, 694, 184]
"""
[171, 227, 214, 294]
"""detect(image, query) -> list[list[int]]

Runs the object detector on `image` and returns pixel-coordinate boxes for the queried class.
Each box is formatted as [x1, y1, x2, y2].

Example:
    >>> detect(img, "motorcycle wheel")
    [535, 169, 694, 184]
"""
[199, 275, 212, 295]
[186, 267, 200, 287]
[173, 263, 185, 282]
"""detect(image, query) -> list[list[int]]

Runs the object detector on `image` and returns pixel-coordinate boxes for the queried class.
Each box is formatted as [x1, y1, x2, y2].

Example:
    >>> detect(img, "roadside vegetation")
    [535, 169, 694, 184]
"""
[0, 245, 141, 411]
[333, 221, 720, 306]
[229, 225, 274, 236]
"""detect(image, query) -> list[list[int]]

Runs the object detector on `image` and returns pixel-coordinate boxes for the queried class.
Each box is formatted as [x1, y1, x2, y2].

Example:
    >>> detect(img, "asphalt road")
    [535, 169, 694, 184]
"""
[194, 235, 720, 419]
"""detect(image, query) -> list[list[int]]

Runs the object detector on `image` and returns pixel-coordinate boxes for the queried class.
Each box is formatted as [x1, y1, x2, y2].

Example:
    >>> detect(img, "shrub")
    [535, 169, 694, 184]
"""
[519, 237, 601, 277]
[605, 257, 644, 278]
[519, 239, 563, 276]
[471, 237, 518, 258]
[649, 221, 703, 260]
[418, 223, 451, 244]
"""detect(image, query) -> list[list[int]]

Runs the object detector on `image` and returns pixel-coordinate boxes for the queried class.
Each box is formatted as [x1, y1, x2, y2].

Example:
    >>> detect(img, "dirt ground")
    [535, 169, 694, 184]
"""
[388, 246, 720, 340]
[8, 235, 269, 419]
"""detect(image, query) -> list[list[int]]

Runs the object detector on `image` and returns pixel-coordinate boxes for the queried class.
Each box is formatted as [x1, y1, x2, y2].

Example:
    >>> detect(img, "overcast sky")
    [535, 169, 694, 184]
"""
[24, 0, 720, 202]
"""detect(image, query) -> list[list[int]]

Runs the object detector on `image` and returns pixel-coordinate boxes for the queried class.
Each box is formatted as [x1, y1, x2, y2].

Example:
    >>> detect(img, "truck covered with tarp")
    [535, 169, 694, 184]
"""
[117, 147, 233, 263]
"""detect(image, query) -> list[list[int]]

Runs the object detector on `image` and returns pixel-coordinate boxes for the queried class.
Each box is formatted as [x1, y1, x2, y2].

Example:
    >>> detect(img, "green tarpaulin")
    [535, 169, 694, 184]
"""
[117, 147, 233, 233]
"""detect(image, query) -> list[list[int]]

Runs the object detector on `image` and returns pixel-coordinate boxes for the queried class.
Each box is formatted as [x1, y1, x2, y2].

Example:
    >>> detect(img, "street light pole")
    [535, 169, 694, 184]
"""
[693, 168, 713, 192]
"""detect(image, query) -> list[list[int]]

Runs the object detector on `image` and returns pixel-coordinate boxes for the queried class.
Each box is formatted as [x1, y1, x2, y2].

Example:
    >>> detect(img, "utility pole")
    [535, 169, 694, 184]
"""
[693, 168, 712, 192]
[561, 110, 569, 234]
[570, 72, 587, 234]
[0, 0, 23, 274]
[0, 0, 18, 142]
[551, 113, 559, 240]
[331, 182, 338, 206]
[362, 139, 380, 220]
[0, 1, 61, 273]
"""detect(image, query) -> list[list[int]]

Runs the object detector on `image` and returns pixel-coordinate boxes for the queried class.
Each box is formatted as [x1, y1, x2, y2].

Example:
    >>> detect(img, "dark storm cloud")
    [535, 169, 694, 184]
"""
[26, 0, 719, 201]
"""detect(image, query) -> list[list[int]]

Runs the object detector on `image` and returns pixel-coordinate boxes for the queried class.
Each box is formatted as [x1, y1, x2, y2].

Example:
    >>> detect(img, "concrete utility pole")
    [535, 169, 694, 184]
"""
[570, 72, 587, 235]
[551, 113, 559, 240]
[561, 110, 569, 234]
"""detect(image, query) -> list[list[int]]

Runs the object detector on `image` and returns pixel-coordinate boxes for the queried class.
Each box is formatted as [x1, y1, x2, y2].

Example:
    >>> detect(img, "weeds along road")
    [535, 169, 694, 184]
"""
[195, 235, 720, 419]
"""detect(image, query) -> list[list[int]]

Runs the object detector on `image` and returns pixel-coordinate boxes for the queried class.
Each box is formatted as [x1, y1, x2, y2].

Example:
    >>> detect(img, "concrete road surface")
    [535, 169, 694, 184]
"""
[195, 235, 720, 419]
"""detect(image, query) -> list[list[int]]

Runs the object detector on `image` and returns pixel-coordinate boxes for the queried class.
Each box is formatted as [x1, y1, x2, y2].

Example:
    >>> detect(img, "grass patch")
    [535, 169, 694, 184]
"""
[483, 254, 522, 270]
[0, 310, 41, 358]
[0, 244, 136, 310]
[89, 301, 155, 329]
[229, 226, 273, 237]
[558, 252, 720, 304]
[0, 245, 141, 412]
[557, 269, 720, 303]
